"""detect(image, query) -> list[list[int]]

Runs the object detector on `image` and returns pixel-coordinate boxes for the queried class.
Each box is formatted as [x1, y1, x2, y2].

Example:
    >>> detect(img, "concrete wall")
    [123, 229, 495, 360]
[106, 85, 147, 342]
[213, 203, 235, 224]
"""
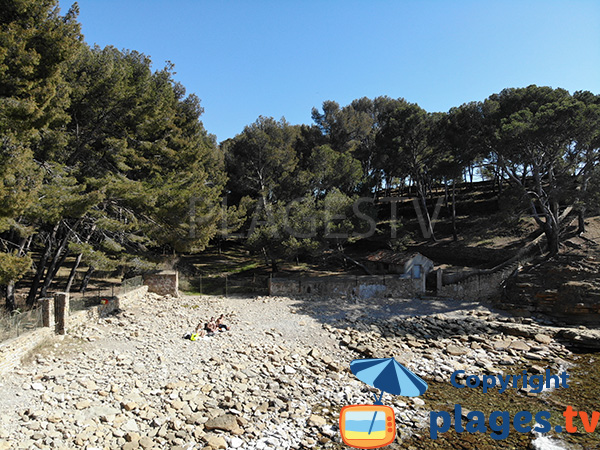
[269, 275, 424, 299]
[0, 285, 148, 377]
[143, 271, 179, 297]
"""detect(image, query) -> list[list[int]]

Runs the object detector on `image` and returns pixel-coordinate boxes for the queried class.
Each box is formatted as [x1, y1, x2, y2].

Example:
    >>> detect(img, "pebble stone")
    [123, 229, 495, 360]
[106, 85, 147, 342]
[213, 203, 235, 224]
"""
[0, 292, 585, 449]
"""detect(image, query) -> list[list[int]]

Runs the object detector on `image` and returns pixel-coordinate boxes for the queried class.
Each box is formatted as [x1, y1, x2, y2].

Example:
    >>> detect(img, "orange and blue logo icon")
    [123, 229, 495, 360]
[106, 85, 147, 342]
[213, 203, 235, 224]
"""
[339, 404, 396, 449]
[340, 357, 428, 449]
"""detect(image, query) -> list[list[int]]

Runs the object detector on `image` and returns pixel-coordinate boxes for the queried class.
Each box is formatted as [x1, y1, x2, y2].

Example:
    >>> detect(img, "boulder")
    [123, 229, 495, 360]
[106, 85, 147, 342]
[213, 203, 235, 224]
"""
[205, 433, 227, 449]
[534, 334, 552, 344]
[308, 414, 327, 427]
[446, 345, 469, 356]
[557, 328, 600, 351]
[204, 414, 242, 433]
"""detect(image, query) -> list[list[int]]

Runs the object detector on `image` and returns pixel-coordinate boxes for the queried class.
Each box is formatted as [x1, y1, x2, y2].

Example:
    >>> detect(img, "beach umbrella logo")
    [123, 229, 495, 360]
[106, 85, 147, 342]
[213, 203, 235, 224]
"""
[339, 357, 428, 448]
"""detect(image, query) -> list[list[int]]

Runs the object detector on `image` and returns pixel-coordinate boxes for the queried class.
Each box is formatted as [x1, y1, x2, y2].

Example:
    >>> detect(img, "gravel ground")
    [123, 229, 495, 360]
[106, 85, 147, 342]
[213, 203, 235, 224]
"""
[0, 293, 576, 450]
[0, 294, 399, 449]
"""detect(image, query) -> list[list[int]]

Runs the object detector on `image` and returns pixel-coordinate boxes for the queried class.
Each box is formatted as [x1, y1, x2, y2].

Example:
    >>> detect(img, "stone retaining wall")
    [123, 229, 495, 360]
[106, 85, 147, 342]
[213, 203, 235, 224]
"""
[67, 285, 148, 330]
[0, 285, 148, 377]
[0, 327, 54, 376]
[436, 265, 516, 301]
[269, 275, 424, 299]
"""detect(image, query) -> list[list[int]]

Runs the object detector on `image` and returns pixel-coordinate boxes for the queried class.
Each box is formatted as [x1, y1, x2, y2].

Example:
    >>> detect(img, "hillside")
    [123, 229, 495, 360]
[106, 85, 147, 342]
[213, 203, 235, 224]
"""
[176, 180, 599, 317]
[502, 216, 600, 324]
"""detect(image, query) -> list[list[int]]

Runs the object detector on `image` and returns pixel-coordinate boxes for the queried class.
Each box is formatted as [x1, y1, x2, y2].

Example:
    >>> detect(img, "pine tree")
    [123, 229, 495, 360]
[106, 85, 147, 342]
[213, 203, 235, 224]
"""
[0, 0, 82, 309]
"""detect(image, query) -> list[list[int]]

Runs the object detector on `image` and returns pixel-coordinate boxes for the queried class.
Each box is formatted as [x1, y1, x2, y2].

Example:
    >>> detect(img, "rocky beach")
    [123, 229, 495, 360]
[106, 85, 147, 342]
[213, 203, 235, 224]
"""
[1, 293, 598, 450]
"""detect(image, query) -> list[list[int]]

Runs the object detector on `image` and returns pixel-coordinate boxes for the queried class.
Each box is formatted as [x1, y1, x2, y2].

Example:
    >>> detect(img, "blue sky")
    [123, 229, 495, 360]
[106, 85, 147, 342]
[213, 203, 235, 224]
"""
[58, 1, 600, 143]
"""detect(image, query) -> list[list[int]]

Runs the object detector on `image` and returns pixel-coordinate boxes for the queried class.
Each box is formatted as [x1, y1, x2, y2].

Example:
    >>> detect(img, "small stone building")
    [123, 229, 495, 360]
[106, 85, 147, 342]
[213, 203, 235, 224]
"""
[365, 251, 434, 279]
[142, 271, 179, 297]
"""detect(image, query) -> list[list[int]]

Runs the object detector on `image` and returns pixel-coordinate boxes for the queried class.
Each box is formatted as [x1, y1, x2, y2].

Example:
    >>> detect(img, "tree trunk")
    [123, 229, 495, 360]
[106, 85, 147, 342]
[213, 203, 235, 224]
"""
[577, 173, 590, 234]
[50, 247, 69, 281]
[338, 252, 373, 275]
[27, 223, 60, 306]
[444, 179, 449, 209]
[5, 281, 16, 311]
[417, 181, 436, 242]
[545, 224, 560, 256]
[5, 235, 32, 311]
[385, 175, 392, 197]
[79, 266, 95, 293]
[65, 224, 95, 293]
[452, 182, 458, 242]
[498, 168, 503, 194]
[540, 199, 561, 257]
[41, 220, 81, 297]
[65, 253, 83, 293]
[27, 256, 48, 307]
[578, 207, 586, 234]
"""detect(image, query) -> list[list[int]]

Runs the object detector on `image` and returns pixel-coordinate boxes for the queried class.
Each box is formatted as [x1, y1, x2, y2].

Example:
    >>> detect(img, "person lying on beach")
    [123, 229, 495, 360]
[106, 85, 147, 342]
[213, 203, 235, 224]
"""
[181, 322, 207, 340]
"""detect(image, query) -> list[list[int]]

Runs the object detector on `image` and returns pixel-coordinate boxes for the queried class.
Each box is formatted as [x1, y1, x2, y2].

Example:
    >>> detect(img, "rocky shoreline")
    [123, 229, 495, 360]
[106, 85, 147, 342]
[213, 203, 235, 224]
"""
[0, 293, 598, 449]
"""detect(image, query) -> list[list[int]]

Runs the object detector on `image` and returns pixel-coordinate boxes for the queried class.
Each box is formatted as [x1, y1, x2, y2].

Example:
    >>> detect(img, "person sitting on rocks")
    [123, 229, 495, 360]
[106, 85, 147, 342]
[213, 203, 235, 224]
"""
[216, 314, 230, 331]
[204, 317, 217, 336]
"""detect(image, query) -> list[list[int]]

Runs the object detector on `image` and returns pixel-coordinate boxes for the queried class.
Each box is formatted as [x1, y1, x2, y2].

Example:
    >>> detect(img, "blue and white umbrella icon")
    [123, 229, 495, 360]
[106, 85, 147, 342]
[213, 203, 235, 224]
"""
[350, 357, 428, 435]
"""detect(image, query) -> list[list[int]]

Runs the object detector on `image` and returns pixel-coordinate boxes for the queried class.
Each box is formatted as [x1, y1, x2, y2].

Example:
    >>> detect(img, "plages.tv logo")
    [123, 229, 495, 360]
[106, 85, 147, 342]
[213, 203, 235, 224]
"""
[428, 368, 600, 441]
[340, 357, 428, 449]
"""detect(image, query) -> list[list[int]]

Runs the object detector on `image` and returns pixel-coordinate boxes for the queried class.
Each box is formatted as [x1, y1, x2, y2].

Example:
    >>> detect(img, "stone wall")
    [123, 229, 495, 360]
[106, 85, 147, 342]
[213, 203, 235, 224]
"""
[143, 271, 179, 297]
[0, 285, 148, 377]
[68, 285, 148, 330]
[0, 327, 54, 376]
[436, 265, 516, 301]
[269, 275, 424, 299]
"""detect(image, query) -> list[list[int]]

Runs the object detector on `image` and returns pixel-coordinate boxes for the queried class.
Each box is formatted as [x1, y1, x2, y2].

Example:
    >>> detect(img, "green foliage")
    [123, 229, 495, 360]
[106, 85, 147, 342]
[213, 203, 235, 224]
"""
[377, 100, 435, 179]
[242, 188, 375, 266]
[1, 0, 599, 295]
[0, 2, 225, 305]
[311, 96, 398, 192]
[68, 242, 116, 271]
[587, 167, 600, 215]
[123, 255, 157, 273]
[480, 85, 598, 254]
[0, 0, 82, 155]
[27, 164, 104, 224]
[224, 116, 298, 202]
[0, 135, 40, 219]
[0, 252, 32, 285]
[302, 145, 363, 196]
